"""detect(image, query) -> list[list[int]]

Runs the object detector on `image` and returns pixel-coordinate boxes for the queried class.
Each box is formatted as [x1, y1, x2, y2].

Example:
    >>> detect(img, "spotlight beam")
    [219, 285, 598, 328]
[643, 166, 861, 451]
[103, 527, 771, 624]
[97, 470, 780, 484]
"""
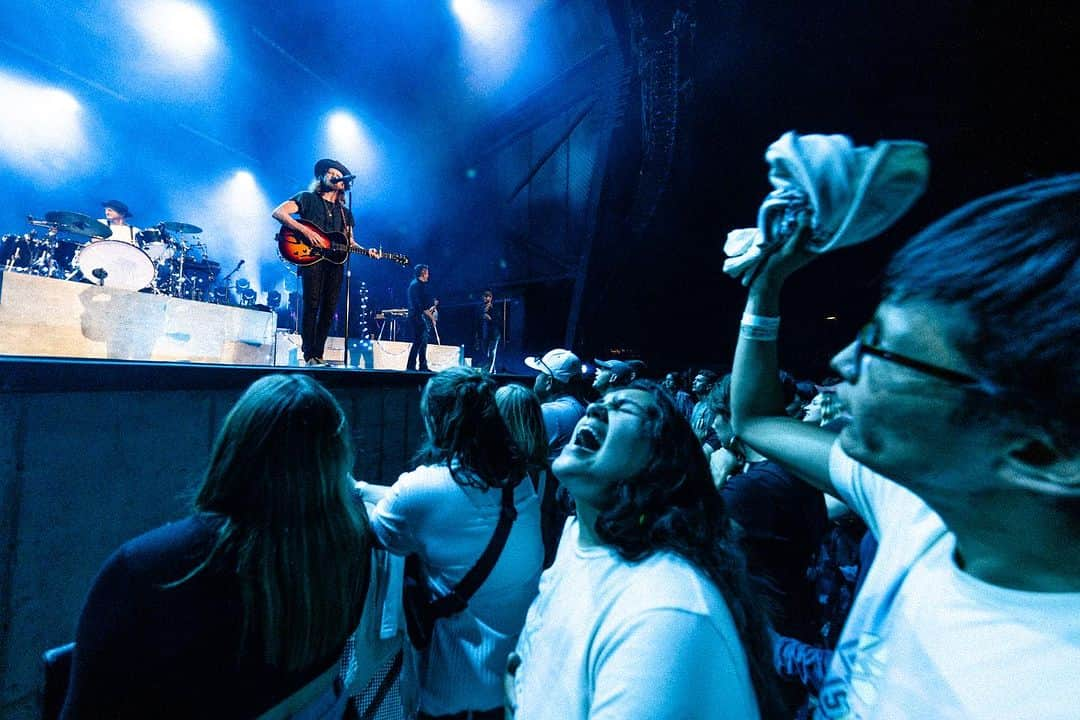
[250, 28, 403, 147]
[0, 38, 255, 167]
[176, 122, 258, 164]
[0, 38, 129, 102]
[251, 27, 336, 93]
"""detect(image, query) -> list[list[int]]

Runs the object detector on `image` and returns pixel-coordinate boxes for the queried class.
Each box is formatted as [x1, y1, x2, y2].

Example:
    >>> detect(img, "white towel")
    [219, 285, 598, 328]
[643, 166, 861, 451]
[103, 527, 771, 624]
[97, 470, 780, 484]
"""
[724, 131, 930, 285]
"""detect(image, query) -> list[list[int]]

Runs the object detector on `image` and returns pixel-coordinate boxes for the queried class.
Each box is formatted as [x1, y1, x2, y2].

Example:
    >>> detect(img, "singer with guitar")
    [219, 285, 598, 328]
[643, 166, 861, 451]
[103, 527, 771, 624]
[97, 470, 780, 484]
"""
[272, 158, 378, 367]
[407, 264, 436, 371]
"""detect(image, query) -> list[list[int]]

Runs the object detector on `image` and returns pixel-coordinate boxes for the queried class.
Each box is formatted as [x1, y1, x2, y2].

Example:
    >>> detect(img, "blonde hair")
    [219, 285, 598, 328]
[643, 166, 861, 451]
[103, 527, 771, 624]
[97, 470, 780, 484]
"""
[495, 383, 548, 472]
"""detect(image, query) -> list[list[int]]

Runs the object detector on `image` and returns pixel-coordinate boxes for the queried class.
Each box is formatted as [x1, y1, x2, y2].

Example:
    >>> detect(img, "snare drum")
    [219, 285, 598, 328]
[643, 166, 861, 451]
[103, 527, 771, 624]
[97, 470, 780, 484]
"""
[75, 240, 155, 291]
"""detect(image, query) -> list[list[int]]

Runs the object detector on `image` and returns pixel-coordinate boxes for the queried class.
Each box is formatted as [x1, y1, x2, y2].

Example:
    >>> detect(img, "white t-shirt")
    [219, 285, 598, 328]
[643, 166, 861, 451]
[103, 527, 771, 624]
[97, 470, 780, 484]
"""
[369, 464, 542, 715]
[513, 519, 760, 720]
[96, 221, 140, 245]
[817, 441, 1080, 719]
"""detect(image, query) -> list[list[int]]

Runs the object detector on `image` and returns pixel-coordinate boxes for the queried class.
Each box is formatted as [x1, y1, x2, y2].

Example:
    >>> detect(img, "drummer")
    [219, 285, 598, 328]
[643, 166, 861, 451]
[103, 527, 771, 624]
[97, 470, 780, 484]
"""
[96, 200, 140, 244]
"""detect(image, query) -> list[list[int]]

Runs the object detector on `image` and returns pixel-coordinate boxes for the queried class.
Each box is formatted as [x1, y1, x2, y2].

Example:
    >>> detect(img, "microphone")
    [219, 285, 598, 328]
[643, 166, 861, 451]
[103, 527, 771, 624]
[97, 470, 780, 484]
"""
[329, 174, 356, 184]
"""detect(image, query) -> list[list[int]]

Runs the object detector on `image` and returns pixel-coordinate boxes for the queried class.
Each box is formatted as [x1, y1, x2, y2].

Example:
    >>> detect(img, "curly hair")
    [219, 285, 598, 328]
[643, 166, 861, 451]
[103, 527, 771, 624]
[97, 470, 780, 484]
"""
[592, 380, 786, 720]
[415, 367, 523, 489]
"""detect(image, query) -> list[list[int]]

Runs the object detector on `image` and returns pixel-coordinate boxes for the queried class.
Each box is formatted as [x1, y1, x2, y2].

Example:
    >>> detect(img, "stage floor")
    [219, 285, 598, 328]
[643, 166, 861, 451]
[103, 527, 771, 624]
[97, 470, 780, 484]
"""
[0, 271, 468, 370]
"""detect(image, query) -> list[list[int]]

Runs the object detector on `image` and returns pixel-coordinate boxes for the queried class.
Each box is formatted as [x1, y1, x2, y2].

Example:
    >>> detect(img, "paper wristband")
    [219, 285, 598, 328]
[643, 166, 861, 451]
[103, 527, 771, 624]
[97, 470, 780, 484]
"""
[740, 324, 779, 341]
[740, 312, 780, 330]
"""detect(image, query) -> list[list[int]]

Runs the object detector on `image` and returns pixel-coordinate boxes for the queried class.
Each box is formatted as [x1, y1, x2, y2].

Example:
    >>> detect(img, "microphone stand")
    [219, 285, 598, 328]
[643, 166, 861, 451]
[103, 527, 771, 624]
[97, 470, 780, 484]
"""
[495, 297, 509, 373]
[488, 335, 499, 373]
[343, 186, 353, 368]
[220, 260, 244, 305]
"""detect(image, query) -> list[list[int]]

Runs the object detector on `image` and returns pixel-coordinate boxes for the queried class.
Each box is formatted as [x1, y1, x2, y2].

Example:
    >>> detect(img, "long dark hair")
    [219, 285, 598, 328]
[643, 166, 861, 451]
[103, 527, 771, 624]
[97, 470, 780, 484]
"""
[593, 380, 785, 720]
[415, 367, 522, 488]
[179, 374, 370, 671]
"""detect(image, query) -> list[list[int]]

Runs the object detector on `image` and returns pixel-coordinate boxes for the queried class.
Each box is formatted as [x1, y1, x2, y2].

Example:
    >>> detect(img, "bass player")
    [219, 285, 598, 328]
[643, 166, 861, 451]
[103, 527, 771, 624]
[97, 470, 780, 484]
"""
[272, 158, 378, 367]
[406, 264, 436, 372]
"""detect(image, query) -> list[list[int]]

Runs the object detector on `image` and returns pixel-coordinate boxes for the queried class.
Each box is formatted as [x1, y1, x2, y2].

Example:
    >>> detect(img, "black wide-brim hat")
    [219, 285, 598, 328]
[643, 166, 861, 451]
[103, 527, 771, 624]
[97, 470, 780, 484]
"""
[314, 158, 351, 178]
[101, 200, 131, 217]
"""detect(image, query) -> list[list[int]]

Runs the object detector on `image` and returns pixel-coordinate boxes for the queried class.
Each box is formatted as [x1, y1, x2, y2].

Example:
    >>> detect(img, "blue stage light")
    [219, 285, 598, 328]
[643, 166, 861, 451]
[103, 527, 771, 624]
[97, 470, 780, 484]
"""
[163, 169, 275, 295]
[230, 170, 257, 191]
[0, 71, 92, 182]
[324, 111, 379, 182]
[451, 0, 538, 92]
[451, 0, 500, 37]
[124, 0, 220, 74]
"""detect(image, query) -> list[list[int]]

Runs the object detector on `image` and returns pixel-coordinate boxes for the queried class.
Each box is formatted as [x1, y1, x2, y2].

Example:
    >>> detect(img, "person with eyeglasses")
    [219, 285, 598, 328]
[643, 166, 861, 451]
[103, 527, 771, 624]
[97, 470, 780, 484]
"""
[728, 175, 1080, 719]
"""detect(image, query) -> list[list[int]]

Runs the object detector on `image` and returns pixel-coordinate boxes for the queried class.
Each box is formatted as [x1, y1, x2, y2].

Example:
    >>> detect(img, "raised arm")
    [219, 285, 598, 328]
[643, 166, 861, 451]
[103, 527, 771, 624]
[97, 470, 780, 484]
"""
[729, 236, 839, 496]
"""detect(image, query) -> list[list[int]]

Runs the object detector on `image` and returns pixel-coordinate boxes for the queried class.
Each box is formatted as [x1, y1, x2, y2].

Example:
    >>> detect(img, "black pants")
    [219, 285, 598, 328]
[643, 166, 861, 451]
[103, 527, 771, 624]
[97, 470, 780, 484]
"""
[299, 261, 344, 361]
[406, 316, 431, 370]
[477, 329, 500, 372]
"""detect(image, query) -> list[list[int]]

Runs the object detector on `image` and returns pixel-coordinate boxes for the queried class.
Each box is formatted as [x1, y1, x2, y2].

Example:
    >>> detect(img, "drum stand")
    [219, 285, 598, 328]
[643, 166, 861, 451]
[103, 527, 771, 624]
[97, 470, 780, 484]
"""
[148, 255, 166, 295]
[175, 244, 188, 297]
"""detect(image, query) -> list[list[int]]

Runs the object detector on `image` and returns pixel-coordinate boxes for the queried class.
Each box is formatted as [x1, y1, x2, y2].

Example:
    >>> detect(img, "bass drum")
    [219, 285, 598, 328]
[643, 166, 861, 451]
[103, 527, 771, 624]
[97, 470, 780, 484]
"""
[75, 240, 155, 291]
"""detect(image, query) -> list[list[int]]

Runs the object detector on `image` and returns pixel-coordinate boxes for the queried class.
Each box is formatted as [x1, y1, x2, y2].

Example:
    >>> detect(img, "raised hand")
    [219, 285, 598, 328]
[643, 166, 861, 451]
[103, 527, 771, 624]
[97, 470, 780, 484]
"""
[748, 227, 818, 294]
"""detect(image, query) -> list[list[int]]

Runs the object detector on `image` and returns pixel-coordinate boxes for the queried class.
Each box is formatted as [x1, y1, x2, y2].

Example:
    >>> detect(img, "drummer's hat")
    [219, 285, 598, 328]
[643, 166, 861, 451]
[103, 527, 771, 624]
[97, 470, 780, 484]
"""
[101, 200, 132, 217]
[313, 158, 351, 178]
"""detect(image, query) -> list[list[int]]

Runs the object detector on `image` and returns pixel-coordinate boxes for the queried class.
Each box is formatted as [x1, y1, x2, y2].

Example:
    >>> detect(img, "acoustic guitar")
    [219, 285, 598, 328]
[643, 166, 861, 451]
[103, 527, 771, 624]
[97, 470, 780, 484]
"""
[277, 219, 410, 267]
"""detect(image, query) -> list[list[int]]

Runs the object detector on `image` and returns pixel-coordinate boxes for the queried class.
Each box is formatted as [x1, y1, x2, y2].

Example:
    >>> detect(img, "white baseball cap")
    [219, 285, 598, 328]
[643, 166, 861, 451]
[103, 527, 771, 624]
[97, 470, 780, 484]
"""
[524, 348, 582, 383]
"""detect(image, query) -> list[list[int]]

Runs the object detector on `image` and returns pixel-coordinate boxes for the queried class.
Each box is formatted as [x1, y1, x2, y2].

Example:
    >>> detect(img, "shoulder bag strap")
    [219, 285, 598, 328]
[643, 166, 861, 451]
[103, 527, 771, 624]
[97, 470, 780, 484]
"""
[427, 483, 518, 618]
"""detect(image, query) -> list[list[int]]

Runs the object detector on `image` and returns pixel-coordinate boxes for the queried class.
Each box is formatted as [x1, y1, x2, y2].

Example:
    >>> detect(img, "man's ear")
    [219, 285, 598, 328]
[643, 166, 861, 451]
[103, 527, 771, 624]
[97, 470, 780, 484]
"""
[1002, 431, 1080, 498]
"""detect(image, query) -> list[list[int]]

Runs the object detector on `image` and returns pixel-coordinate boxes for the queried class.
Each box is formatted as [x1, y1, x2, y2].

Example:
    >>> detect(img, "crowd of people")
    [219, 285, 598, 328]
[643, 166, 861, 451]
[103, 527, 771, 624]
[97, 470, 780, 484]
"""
[59, 174, 1079, 719]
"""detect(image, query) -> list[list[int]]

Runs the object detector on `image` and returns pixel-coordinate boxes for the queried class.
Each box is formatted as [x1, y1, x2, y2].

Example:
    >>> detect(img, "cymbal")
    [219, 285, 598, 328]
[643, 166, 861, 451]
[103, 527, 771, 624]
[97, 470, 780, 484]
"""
[159, 221, 202, 234]
[43, 211, 112, 238]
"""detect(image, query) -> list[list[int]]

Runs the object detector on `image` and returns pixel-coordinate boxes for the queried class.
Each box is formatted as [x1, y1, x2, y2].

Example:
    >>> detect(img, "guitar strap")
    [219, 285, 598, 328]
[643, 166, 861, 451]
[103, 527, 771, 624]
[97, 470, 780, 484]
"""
[339, 203, 349, 237]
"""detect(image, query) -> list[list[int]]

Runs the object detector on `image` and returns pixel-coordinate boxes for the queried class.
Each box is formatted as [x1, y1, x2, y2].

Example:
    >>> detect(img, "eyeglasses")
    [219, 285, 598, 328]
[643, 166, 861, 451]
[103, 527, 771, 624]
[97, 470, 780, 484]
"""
[845, 324, 1001, 395]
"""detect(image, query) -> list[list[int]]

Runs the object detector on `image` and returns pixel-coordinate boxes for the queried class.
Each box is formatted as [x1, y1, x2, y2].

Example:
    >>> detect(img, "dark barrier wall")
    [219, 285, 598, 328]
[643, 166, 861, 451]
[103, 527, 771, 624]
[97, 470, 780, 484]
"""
[0, 358, 449, 718]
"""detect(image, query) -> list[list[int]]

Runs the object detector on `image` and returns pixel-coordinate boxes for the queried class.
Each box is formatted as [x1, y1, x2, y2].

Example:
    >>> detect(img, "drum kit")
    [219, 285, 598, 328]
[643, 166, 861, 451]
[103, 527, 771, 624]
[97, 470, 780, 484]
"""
[4, 211, 223, 301]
